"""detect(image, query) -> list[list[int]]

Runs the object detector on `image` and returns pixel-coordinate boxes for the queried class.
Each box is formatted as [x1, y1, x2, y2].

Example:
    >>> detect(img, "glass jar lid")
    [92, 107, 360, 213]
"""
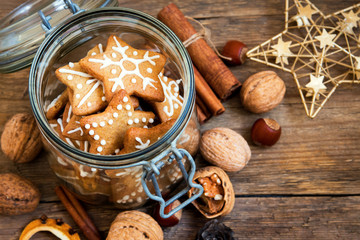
[0, 0, 118, 73]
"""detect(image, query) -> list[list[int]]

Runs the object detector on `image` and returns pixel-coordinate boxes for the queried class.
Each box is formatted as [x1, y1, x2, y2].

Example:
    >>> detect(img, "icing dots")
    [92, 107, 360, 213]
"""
[82, 92, 153, 153]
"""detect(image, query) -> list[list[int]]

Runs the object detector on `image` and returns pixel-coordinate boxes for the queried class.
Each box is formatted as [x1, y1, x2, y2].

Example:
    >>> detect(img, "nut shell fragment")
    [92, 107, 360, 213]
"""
[107, 210, 163, 240]
[189, 166, 235, 219]
[19, 215, 80, 240]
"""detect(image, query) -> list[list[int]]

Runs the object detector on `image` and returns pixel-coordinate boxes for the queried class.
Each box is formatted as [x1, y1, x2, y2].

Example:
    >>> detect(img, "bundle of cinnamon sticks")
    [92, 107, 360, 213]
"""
[158, 3, 241, 124]
[55, 186, 101, 240]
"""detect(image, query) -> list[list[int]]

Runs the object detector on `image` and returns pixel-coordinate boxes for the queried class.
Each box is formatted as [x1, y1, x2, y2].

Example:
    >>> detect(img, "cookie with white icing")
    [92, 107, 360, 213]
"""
[80, 90, 155, 155]
[49, 118, 82, 149]
[151, 73, 183, 122]
[79, 35, 166, 102]
[46, 89, 69, 120]
[55, 62, 107, 116]
[120, 119, 175, 154]
[105, 166, 149, 209]
[63, 115, 86, 141]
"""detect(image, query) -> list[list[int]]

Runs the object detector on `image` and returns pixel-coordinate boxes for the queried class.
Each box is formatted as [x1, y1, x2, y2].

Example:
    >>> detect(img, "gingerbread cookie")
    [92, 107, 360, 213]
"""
[120, 119, 175, 154]
[105, 166, 150, 209]
[63, 115, 86, 141]
[151, 73, 183, 122]
[55, 62, 107, 115]
[80, 90, 155, 155]
[49, 118, 81, 149]
[46, 89, 69, 119]
[79, 35, 166, 102]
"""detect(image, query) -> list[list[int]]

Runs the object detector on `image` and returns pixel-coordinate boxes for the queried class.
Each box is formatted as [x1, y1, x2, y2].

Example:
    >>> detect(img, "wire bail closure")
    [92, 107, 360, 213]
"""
[141, 142, 204, 219]
[38, 0, 83, 33]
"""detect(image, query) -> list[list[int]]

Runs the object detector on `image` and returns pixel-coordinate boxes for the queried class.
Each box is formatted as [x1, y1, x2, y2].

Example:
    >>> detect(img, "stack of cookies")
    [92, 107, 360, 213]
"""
[46, 35, 184, 156]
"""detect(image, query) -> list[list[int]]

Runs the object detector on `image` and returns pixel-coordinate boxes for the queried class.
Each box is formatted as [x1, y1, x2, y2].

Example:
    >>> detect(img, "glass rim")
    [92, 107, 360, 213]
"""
[29, 7, 195, 169]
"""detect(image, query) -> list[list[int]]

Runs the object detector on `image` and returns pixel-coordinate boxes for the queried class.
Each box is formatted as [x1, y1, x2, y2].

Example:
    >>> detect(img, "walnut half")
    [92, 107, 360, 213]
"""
[189, 166, 235, 218]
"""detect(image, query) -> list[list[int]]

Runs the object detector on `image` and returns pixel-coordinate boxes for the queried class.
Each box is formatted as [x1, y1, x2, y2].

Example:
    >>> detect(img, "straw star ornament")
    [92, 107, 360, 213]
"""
[247, 0, 360, 118]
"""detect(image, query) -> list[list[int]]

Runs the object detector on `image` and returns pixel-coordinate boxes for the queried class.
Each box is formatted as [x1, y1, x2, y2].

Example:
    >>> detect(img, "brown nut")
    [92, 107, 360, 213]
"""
[251, 118, 281, 146]
[107, 210, 163, 240]
[200, 128, 251, 172]
[240, 71, 286, 113]
[0, 173, 40, 215]
[1, 113, 42, 163]
[188, 166, 235, 219]
[153, 199, 182, 227]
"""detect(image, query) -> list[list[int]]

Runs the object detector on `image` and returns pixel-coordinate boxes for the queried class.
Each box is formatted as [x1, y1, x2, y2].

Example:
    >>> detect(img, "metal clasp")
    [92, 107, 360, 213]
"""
[38, 0, 83, 33]
[141, 143, 204, 219]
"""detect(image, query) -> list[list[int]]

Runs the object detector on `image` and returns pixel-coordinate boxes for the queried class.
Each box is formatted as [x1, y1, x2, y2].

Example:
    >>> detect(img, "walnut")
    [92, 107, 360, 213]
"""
[0, 173, 40, 215]
[240, 71, 286, 113]
[107, 211, 163, 240]
[1, 113, 42, 163]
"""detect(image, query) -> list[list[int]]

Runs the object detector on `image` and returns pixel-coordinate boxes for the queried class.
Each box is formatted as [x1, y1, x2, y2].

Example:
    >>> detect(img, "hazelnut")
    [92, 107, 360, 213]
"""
[221, 40, 248, 65]
[1, 113, 42, 163]
[153, 200, 182, 227]
[240, 71, 286, 113]
[251, 118, 281, 146]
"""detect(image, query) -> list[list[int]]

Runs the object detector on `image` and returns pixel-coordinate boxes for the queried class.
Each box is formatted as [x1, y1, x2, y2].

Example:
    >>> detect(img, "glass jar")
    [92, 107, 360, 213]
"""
[28, 7, 203, 218]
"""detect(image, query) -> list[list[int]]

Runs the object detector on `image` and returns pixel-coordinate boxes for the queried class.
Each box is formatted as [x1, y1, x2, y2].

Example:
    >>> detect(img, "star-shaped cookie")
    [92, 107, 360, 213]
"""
[80, 90, 155, 155]
[120, 119, 175, 154]
[151, 73, 183, 122]
[46, 89, 68, 120]
[79, 35, 166, 102]
[56, 62, 107, 116]
[63, 96, 140, 141]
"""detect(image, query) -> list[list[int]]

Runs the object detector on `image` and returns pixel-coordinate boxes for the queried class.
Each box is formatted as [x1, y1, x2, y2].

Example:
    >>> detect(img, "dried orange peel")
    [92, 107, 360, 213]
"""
[20, 215, 80, 240]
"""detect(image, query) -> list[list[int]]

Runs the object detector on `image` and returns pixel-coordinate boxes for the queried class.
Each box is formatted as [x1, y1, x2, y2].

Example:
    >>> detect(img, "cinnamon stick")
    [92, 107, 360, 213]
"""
[196, 104, 208, 124]
[55, 186, 100, 240]
[194, 66, 225, 115]
[196, 94, 211, 120]
[158, 4, 241, 100]
[61, 186, 101, 238]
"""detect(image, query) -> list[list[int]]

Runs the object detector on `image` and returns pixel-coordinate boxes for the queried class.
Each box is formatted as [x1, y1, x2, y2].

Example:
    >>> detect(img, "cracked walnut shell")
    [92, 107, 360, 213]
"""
[240, 71, 286, 113]
[107, 210, 163, 240]
[189, 166, 235, 219]
[1, 113, 42, 163]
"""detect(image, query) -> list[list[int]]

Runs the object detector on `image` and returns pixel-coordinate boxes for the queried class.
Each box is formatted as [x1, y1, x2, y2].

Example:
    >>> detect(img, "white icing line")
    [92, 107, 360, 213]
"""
[46, 93, 61, 112]
[67, 127, 84, 136]
[135, 137, 150, 150]
[59, 68, 92, 77]
[77, 81, 101, 108]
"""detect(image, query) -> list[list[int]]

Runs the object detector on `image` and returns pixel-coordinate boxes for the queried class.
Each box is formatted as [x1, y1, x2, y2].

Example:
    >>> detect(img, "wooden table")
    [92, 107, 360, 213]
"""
[1, 0, 360, 239]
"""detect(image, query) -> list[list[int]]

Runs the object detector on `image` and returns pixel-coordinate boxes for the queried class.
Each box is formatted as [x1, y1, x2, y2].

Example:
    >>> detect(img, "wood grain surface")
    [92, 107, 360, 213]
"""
[1, 0, 360, 239]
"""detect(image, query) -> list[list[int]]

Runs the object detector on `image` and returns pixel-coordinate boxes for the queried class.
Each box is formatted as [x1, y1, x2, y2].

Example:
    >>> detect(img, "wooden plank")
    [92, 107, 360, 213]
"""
[2, 196, 360, 239]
